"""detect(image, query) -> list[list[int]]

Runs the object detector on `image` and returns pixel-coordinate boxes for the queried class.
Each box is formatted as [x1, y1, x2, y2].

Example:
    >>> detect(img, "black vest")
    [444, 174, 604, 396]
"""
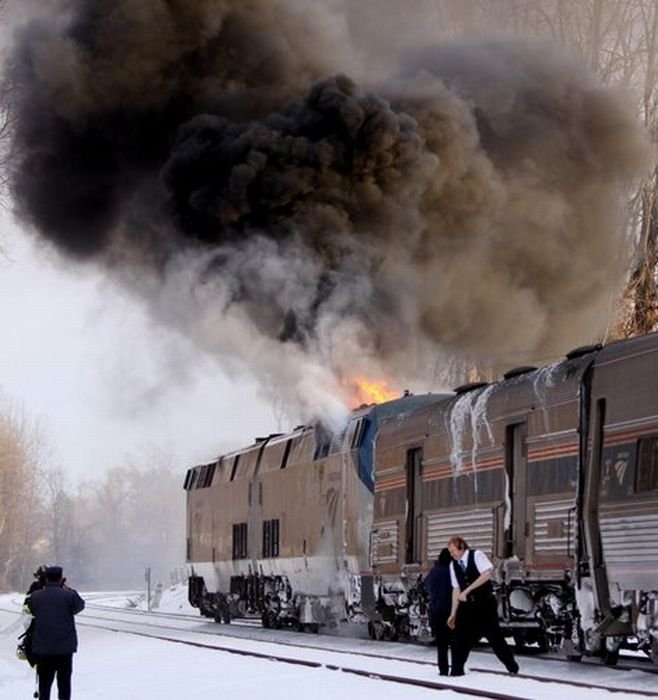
[452, 549, 494, 602]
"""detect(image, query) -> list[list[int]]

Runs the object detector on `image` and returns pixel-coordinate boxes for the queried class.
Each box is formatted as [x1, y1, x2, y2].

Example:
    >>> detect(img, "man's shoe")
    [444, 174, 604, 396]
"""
[507, 662, 519, 675]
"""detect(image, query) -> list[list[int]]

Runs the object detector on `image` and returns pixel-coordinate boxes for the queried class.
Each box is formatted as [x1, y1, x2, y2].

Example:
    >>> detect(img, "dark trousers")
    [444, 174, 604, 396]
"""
[430, 610, 452, 675]
[451, 597, 517, 675]
[36, 654, 73, 700]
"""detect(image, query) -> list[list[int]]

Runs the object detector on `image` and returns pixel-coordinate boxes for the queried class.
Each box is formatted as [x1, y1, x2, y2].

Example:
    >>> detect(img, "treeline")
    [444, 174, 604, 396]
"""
[0, 400, 185, 592]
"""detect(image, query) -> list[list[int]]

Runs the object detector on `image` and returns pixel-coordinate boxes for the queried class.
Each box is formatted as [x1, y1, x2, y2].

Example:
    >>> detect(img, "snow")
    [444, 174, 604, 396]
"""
[0, 590, 459, 700]
[1, 590, 655, 699]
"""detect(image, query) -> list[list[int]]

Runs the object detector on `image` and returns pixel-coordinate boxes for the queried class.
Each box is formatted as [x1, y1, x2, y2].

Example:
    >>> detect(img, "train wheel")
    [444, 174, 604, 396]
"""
[537, 634, 551, 654]
[564, 621, 584, 662]
[602, 638, 620, 666]
[265, 611, 281, 629]
[368, 621, 387, 641]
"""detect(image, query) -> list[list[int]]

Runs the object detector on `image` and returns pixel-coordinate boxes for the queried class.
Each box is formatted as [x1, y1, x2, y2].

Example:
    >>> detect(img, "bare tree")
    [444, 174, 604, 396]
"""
[0, 400, 49, 591]
[62, 449, 186, 589]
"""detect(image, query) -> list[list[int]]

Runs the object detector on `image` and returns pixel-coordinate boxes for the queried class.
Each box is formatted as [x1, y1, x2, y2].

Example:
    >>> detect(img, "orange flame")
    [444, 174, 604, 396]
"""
[345, 378, 399, 408]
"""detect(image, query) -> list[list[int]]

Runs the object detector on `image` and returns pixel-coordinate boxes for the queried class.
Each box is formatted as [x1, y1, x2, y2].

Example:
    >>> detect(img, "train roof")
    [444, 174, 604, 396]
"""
[592, 329, 658, 365]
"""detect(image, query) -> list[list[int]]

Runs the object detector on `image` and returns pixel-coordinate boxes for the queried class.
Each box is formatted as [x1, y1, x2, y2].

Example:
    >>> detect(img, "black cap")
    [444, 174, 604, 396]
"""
[45, 566, 63, 581]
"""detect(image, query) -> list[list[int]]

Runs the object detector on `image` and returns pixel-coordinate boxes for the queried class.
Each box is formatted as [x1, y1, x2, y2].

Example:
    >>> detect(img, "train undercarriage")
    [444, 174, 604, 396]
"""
[361, 572, 658, 665]
[189, 571, 657, 665]
[188, 572, 339, 632]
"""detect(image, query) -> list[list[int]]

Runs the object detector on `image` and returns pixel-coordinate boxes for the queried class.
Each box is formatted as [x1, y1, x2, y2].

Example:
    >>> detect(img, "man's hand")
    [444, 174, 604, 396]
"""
[447, 615, 456, 629]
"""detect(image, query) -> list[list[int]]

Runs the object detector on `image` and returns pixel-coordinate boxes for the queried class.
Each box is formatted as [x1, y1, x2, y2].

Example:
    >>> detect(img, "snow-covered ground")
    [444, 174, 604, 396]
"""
[0, 588, 460, 699]
[1, 588, 656, 699]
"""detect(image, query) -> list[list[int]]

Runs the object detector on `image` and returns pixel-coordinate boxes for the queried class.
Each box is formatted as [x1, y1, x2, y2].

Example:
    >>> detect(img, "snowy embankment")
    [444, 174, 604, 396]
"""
[89, 582, 198, 614]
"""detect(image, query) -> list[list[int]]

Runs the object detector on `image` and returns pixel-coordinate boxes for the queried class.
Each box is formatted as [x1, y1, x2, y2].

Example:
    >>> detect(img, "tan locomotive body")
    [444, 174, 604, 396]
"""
[184, 394, 439, 630]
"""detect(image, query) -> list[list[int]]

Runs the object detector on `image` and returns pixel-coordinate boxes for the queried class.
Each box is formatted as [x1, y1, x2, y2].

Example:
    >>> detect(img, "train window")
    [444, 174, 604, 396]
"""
[186, 463, 216, 489]
[350, 418, 369, 449]
[314, 425, 331, 460]
[232, 522, 248, 559]
[272, 519, 279, 557]
[636, 437, 658, 492]
[230, 455, 241, 481]
[280, 440, 292, 469]
[204, 463, 216, 487]
[263, 519, 280, 558]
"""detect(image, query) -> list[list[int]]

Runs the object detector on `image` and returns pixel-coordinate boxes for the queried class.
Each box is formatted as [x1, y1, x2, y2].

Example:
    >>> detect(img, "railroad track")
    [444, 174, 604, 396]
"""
[5, 597, 656, 698]
[78, 616, 650, 700]
[85, 600, 658, 675]
[76, 604, 657, 699]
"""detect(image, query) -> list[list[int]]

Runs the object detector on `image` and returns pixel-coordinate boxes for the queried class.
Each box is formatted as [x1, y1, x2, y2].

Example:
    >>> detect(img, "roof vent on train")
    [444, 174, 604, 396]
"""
[503, 366, 537, 380]
[565, 343, 602, 360]
[453, 381, 488, 395]
[254, 433, 283, 444]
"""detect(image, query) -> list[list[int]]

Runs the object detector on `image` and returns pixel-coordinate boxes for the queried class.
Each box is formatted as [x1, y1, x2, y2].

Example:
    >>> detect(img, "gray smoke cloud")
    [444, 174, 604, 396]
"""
[3, 0, 648, 423]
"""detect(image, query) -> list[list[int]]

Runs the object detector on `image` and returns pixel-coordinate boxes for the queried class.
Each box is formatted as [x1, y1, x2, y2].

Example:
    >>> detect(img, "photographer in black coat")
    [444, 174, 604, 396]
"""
[25, 565, 47, 598]
[26, 566, 85, 700]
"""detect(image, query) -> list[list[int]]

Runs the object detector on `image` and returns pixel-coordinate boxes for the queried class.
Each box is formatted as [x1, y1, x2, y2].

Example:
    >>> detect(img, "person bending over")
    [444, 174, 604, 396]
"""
[446, 536, 518, 676]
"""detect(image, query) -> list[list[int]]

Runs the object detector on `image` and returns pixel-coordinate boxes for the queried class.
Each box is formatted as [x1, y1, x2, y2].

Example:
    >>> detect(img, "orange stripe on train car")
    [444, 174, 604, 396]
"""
[422, 460, 504, 481]
[527, 444, 578, 461]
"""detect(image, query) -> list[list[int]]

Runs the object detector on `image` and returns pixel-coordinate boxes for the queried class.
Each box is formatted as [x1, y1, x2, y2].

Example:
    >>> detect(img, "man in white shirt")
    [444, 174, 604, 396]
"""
[446, 536, 518, 676]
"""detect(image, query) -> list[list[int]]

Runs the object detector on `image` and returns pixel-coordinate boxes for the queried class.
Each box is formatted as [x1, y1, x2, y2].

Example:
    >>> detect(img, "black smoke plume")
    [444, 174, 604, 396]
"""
[4, 0, 648, 419]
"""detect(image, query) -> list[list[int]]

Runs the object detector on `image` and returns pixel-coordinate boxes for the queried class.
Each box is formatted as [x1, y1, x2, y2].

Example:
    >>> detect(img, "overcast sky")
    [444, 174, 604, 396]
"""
[0, 207, 279, 482]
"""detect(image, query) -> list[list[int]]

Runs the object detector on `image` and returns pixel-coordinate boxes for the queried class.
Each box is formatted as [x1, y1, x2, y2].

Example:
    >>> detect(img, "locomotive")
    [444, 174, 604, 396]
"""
[185, 332, 658, 665]
[184, 392, 443, 631]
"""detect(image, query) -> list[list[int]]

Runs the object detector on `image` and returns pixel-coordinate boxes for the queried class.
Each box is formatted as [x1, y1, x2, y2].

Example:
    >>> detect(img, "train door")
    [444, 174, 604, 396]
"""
[582, 397, 613, 624]
[505, 422, 529, 561]
[405, 447, 423, 564]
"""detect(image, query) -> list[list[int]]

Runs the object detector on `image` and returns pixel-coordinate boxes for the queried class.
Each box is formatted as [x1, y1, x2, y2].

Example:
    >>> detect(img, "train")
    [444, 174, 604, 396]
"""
[184, 331, 658, 665]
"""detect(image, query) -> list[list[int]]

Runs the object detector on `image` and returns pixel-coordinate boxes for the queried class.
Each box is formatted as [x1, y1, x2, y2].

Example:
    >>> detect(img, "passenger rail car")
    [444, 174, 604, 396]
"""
[184, 393, 441, 630]
[367, 333, 658, 665]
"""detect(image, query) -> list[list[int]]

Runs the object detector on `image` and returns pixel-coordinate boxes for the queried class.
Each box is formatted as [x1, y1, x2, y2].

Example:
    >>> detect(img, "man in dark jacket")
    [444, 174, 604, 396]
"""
[424, 548, 454, 675]
[26, 565, 85, 700]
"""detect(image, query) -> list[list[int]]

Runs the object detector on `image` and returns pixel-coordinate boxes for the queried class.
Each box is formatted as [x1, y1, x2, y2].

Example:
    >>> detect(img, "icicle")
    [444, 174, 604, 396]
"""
[532, 362, 561, 432]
